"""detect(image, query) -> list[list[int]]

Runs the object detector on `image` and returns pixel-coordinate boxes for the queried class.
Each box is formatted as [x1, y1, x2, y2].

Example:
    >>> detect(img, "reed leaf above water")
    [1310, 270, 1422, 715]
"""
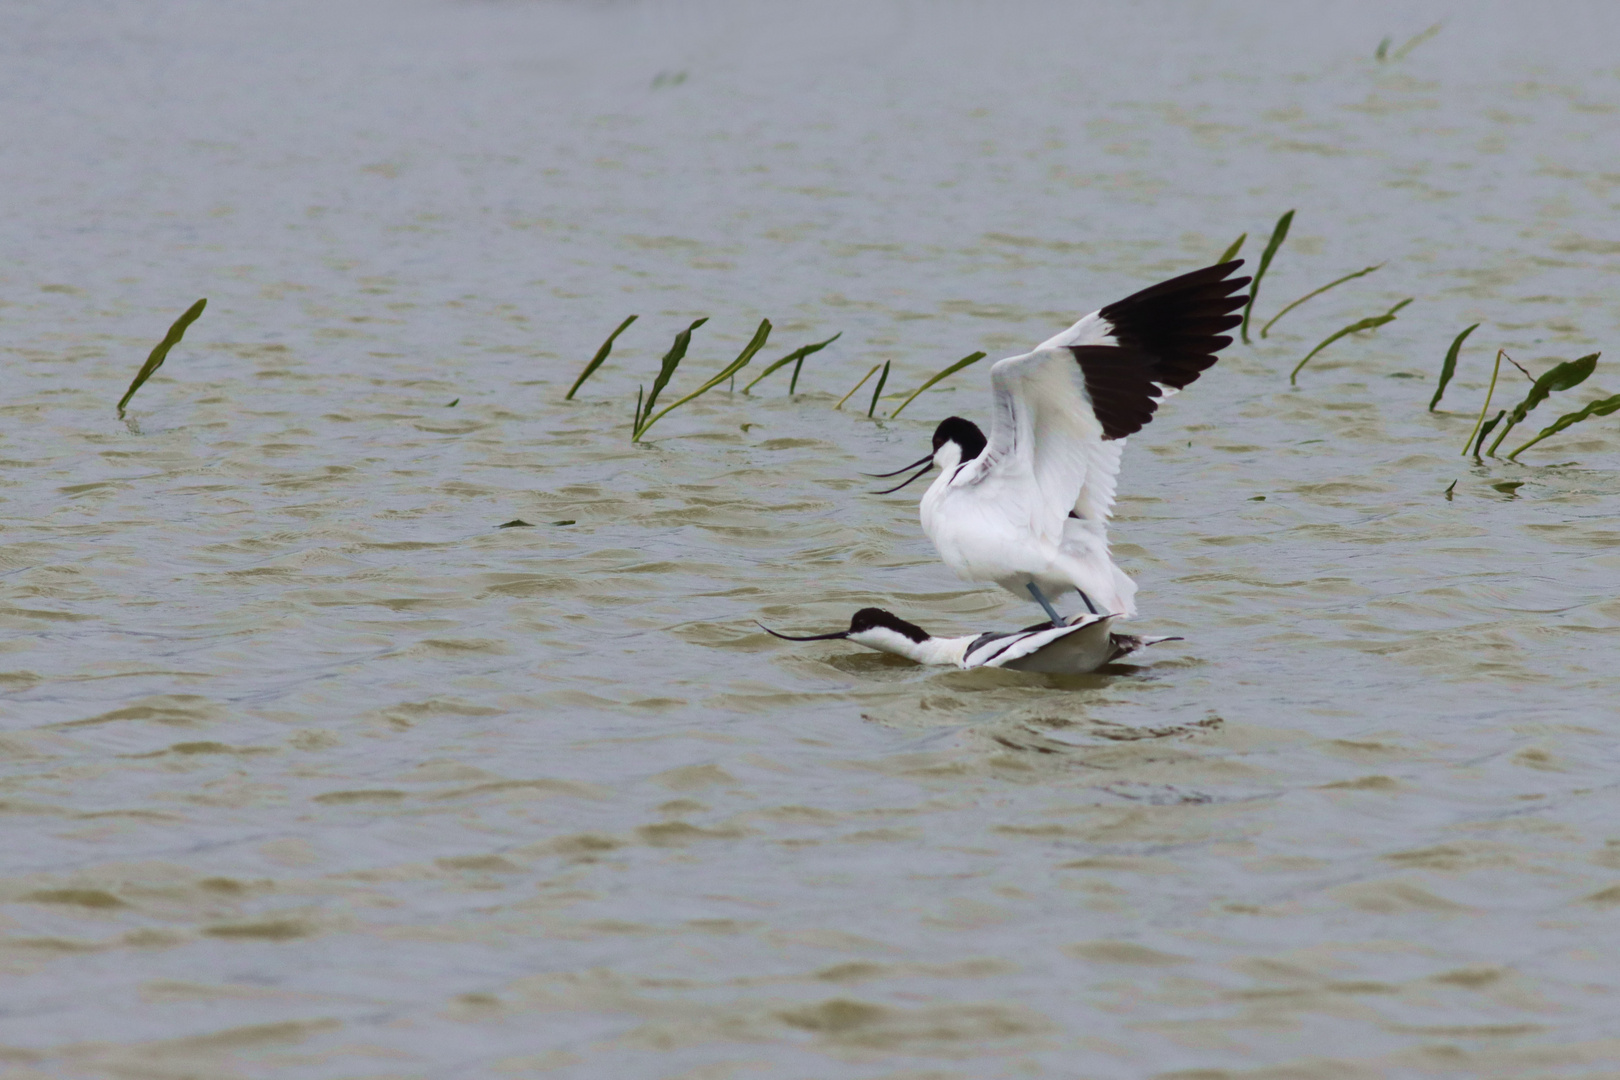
[836, 364, 882, 410]
[1260, 264, 1384, 339]
[889, 351, 987, 419]
[566, 314, 638, 400]
[1217, 234, 1246, 265]
[1429, 322, 1479, 411]
[634, 318, 771, 441]
[1508, 391, 1620, 460]
[742, 332, 842, 393]
[1241, 210, 1293, 344]
[1461, 349, 1505, 456]
[867, 361, 891, 418]
[1393, 23, 1443, 60]
[1289, 298, 1412, 384]
[1484, 351, 1599, 457]
[116, 298, 207, 417]
[634, 317, 707, 438]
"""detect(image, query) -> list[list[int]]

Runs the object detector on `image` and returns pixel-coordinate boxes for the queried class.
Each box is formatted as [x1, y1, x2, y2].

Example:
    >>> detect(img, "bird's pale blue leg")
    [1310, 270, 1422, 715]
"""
[1026, 582, 1063, 627]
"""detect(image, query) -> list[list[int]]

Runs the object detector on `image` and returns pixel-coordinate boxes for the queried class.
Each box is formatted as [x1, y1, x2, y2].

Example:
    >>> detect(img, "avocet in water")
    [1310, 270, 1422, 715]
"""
[761, 607, 1178, 675]
[872, 260, 1250, 624]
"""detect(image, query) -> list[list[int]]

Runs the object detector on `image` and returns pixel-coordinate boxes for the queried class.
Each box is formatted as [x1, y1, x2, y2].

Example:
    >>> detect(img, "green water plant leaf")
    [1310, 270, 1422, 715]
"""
[1473, 410, 1505, 458]
[1461, 349, 1505, 455]
[632, 318, 707, 439]
[1375, 36, 1392, 61]
[1429, 323, 1479, 411]
[1393, 23, 1443, 60]
[1507, 391, 1620, 460]
[889, 351, 988, 419]
[635, 318, 771, 441]
[1289, 297, 1413, 384]
[742, 332, 842, 393]
[1261, 264, 1384, 339]
[566, 314, 638, 400]
[117, 298, 207, 417]
[1217, 234, 1246, 264]
[836, 364, 882, 411]
[1241, 210, 1293, 344]
[1485, 352, 1599, 457]
[867, 361, 891, 418]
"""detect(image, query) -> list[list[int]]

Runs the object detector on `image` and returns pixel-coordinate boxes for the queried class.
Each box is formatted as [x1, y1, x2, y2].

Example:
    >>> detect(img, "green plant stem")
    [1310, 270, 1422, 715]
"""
[1484, 352, 1599, 457]
[889, 351, 988, 419]
[836, 364, 882, 410]
[741, 332, 841, 393]
[1260, 264, 1383, 339]
[1241, 210, 1293, 343]
[117, 298, 208, 417]
[635, 318, 771, 441]
[566, 314, 638, 399]
[1461, 349, 1505, 455]
[1289, 298, 1412, 384]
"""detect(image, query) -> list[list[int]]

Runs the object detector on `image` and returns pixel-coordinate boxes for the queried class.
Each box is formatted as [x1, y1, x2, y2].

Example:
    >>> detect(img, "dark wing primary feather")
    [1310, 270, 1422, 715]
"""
[1072, 259, 1250, 440]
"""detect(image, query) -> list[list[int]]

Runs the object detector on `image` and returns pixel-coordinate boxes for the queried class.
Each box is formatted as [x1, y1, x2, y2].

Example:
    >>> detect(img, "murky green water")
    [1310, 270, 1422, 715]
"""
[6, 2, 1620, 1076]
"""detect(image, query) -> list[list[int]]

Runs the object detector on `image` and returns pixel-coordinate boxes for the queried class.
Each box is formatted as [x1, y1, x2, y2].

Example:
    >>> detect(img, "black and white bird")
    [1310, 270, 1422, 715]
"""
[760, 607, 1178, 674]
[872, 260, 1250, 624]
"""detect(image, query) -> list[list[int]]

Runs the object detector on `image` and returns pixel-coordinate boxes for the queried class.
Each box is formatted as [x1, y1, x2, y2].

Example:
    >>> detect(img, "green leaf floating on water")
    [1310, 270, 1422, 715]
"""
[1289, 298, 1413, 384]
[117, 298, 207, 417]
[1507, 390, 1620, 460]
[635, 318, 771, 441]
[1429, 323, 1478, 411]
[1485, 352, 1598, 457]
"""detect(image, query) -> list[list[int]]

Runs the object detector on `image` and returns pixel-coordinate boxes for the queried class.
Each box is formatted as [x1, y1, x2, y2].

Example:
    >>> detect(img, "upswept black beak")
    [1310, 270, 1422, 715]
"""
[756, 621, 850, 642]
[864, 453, 933, 479]
[871, 457, 934, 495]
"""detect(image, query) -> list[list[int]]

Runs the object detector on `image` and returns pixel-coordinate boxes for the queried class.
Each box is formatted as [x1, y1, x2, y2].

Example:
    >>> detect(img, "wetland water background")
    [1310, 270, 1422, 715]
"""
[6, 1, 1620, 1076]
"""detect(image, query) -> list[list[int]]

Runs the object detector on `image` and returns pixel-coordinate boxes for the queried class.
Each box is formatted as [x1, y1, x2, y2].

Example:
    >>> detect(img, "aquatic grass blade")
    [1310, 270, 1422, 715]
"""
[1429, 322, 1479, 411]
[636, 318, 771, 440]
[565, 314, 637, 400]
[741, 331, 841, 393]
[1375, 36, 1392, 61]
[1393, 22, 1443, 60]
[1241, 210, 1293, 343]
[633, 385, 644, 431]
[1508, 392, 1620, 460]
[889, 351, 987, 419]
[633, 317, 707, 439]
[1260, 264, 1383, 339]
[1485, 351, 1599, 457]
[1473, 410, 1505, 458]
[1288, 298, 1412, 384]
[1461, 349, 1505, 455]
[866, 361, 890, 418]
[1217, 234, 1246, 265]
[836, 364, 882, 410]
[117, 298, 207, 417]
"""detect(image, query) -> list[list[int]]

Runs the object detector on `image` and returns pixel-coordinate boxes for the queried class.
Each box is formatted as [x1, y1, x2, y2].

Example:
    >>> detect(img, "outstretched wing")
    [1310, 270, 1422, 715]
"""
[976, 260, 1249, 537]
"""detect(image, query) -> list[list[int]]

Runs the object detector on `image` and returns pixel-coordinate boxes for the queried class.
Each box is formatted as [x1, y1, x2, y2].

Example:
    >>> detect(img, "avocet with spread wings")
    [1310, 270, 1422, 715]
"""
[872, 260, 1250, 624]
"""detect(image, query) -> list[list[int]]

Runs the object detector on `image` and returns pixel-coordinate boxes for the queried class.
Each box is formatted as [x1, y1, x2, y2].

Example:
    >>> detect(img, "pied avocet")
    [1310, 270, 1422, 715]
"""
[871, 260, 1250, 624]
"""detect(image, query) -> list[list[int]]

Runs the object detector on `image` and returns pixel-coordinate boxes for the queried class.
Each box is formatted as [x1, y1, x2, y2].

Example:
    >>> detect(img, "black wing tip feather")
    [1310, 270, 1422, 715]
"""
[1073, 260, 1253, 441]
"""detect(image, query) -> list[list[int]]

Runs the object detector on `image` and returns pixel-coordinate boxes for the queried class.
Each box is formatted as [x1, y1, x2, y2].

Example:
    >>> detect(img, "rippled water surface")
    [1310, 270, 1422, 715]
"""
[6, 2, 1620, 1076]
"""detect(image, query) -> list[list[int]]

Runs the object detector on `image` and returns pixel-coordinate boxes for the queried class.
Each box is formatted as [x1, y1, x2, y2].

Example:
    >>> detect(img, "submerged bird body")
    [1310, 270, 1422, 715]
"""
[877, 260, 1251, 622]
[761, 607, 1176, 674]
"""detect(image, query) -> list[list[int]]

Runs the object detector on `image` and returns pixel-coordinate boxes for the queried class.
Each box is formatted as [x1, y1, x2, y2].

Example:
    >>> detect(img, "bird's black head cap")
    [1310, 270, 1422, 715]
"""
[848, 607, 929, 643]
[932, 416, 987, 462]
